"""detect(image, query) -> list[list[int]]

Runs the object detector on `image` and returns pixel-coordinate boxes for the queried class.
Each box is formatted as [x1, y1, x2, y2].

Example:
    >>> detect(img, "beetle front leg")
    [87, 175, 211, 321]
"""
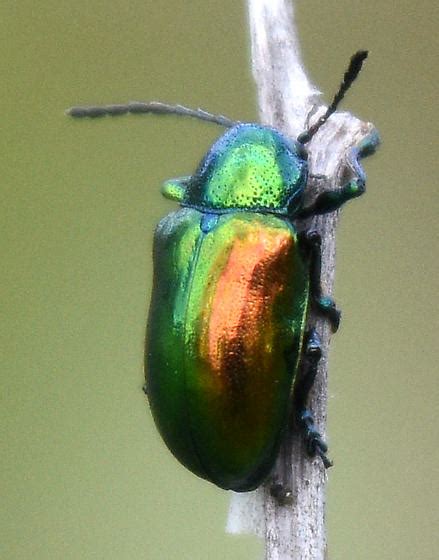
[295, 329, 332, 469]
[298, 130, 380, 218]
[299, 230, 341, 332]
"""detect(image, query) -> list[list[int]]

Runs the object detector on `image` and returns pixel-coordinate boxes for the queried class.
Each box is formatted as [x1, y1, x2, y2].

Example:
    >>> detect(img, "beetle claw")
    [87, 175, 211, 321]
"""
[299, 409, 333, 469]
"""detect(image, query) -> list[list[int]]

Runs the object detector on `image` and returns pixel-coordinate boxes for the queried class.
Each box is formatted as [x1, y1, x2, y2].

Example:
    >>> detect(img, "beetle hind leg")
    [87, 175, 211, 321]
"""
[295, 329, 333, 469]
[299, 410, 332, 469]
[299, 230, 341, 332]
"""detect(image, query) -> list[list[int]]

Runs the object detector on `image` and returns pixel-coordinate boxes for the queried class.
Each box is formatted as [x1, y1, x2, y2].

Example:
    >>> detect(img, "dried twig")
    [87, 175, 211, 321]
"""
[226, 2, 378, 559]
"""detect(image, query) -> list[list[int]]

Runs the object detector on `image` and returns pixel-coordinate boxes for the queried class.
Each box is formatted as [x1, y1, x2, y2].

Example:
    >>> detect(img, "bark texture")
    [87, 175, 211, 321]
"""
[227, 2, 377, 559]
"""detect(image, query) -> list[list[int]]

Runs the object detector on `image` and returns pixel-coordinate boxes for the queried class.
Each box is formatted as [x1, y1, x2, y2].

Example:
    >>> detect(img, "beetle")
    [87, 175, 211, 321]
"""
[68, 51, 379, 492]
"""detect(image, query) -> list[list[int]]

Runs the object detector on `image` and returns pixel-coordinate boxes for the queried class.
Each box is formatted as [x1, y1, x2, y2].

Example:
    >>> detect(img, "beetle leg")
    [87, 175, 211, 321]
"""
[295, 329, 333, 469]
[299, 230, 341, 332]
[298, 130, 380, 218]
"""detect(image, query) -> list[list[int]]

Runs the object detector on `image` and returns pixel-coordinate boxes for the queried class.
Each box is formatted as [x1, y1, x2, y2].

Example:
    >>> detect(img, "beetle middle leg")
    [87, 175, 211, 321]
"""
[295, 329, 332, 469]
[299, 230, 341, 332]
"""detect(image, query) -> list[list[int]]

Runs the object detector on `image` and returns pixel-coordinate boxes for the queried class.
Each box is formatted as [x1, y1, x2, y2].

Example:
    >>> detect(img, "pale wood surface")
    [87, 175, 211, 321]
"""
[227, 1, 377, 559]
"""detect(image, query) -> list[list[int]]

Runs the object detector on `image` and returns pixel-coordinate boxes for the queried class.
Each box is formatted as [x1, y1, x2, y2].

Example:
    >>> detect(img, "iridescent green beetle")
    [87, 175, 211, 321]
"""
[68, 51, 379, 492]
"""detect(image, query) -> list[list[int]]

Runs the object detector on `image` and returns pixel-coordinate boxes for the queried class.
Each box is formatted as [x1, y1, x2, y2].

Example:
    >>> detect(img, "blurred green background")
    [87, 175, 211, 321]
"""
[2, 1, 438, 558]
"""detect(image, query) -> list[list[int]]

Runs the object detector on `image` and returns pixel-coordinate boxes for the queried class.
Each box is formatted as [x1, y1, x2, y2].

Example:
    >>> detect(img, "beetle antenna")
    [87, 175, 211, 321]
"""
[298, 50, 369, 144]
[66, 101, 239, 129]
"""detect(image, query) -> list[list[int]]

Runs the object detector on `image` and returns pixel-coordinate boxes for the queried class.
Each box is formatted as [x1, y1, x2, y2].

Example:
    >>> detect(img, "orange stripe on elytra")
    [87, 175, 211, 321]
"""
[204, 228, 293, 392]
